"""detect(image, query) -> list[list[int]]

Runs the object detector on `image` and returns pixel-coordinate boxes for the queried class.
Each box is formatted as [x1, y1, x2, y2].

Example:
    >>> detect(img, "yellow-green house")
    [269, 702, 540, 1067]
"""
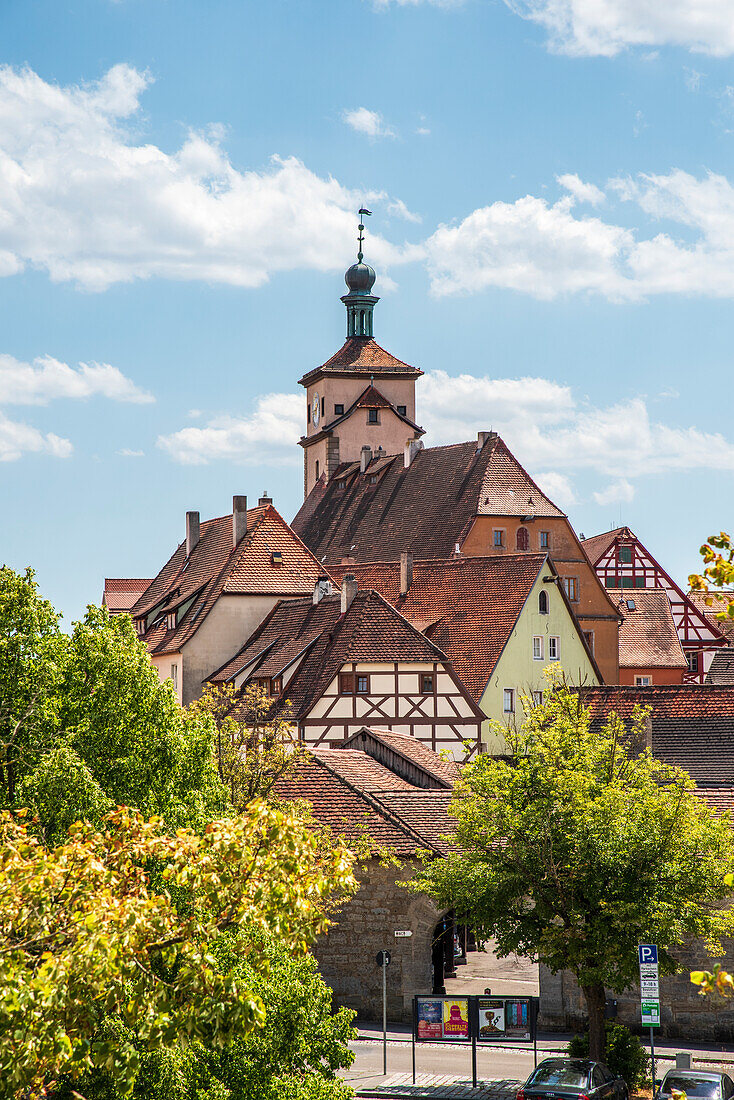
[339, 553, 602, 756]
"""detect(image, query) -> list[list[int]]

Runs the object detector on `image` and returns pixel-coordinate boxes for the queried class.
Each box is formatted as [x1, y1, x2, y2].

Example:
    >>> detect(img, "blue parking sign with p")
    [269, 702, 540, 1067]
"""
[638, 944, 658, 965]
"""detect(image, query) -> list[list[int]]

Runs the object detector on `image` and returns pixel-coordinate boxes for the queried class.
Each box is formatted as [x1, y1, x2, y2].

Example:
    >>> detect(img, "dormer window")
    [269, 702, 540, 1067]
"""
[335, 403, 344, 416]
[166, 612, 176, 631]
[368, 409, 379, 424]
[337, 479, 346, 490]
[368, 474, 378, 485]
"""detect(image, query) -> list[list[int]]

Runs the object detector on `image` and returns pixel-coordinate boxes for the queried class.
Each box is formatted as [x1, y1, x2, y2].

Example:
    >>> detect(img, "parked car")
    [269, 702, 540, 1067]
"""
[655, 1071, 734, 1100]
[517, 1058, 629, 1100]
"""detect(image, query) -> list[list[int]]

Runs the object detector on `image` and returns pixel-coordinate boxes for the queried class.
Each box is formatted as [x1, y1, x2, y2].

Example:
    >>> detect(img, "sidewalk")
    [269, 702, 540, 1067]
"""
[355, 1021, 734, 1066]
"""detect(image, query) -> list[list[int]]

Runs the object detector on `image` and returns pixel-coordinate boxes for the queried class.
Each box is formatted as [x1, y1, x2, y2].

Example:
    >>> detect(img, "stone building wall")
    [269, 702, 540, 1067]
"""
[539, 939, 734, 1041]
[315, 858, 443, 1022]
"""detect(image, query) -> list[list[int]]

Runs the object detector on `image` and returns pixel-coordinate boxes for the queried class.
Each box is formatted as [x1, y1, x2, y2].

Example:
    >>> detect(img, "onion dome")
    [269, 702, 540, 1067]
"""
[344, 260, 376, 296]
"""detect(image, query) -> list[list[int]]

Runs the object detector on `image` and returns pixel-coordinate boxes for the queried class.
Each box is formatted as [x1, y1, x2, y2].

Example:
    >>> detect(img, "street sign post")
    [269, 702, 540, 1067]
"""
[377, 951, 391, 1074]
[639, 945, 660, 1085]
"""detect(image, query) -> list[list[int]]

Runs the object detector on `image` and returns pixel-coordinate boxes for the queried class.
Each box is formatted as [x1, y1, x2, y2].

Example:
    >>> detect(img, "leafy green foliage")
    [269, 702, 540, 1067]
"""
[568, 1023, 648, 1087]
[0, 805, 356, 1098]
[412, 677, 734, 1059]
[0, 568, 226, 836]
[689, 532, 734, 621]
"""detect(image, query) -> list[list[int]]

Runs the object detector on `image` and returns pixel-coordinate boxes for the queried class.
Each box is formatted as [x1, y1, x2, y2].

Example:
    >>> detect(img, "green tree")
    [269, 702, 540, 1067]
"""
[0, 804, 356, 1099]
[689, 531, 734, 622]
[412, 680, 734, 1061]
[0, 568, 225, 835]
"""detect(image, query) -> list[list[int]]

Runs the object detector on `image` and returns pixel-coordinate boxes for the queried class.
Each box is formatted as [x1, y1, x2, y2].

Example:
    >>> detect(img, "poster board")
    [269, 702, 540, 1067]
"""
[415, 996, 470, 1042]
[414, 995, 536, 1044]
[476, 996, 532, 1042]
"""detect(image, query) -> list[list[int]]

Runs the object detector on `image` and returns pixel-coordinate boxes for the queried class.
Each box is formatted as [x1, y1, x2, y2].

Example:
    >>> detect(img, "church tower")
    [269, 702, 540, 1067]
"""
[298, 213, 424, 498]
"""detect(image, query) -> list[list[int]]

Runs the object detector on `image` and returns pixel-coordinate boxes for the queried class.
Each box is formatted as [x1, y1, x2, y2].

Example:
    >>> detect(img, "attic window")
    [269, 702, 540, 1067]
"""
[397, 405, 407, 416]
[337, 479, 346, 490]
[335, 403, 344, 416]
[618, 546, 633, 564]
[271, 551, 283, 566]
[368, 474, 378, 485]
[368, 409, 379, 424]
[166, 612, 176, 631]
[626, 599, 636, 610]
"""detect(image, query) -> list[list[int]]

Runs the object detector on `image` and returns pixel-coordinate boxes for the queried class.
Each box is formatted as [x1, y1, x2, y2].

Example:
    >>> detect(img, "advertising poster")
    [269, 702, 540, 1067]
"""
[416, 998, 443, 1040]
[477, 998, 505, 1040]
[442, 998, 470, 1040]
[504, 998, 531, 1041]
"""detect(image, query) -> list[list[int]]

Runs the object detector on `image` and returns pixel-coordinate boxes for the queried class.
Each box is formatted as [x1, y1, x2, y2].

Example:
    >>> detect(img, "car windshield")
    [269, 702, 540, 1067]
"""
[663, 1078, 720, 1099]
[530, 1065, 589, 1088]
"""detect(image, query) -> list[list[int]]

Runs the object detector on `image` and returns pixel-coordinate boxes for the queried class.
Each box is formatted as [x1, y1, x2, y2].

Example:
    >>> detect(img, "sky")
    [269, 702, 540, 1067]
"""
[3, 0, 734, 622]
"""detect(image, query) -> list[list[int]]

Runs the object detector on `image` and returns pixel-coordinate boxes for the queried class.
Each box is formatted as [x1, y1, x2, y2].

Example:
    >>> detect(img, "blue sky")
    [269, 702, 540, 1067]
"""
[3, 0, 734, 621]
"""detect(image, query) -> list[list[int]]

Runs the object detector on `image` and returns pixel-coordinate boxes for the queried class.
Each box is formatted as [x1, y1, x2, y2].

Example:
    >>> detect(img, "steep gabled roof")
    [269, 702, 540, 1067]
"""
[329, 555, 572, 703]
[616, 590, 687, 670]
[130, 504, 331, 657]
[298, 336, 422, 386]
[273, 750, 454, 856]
[579, 685, 734, 784]
[707, 648, 734, 686]
[581, 527, 630, 564]
[211, 589, 454, 721]
[292, 434, 564, 569]
[689, 591, 734, 643]
[342, 727, 460, 788]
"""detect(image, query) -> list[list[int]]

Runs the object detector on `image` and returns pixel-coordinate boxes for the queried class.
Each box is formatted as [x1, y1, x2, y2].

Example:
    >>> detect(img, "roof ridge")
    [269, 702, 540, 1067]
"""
[307, 752, 444, 854]
[348, 727, 454, 789]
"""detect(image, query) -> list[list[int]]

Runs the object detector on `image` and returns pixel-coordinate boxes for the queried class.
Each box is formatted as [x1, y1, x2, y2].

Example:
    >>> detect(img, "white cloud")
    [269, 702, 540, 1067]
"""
[117, 448, 144, 457]
[593, 478, 635, 505]
[416, 127, 431, 136]
[557, 173, 605, 205]
[425, 169, 734, 301]
[0, 412, 72, 462]
[157, 392, 303, 466]
[535, 471, 577, 507]
[0, 354, 153, 404]
[341, 107, 396, 140]
[505, 0, 734, 57]
[0, 64, 414, 291]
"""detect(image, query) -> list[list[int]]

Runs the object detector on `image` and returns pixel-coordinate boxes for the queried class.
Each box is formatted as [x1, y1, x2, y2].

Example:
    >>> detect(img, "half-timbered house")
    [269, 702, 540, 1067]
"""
[582, 526, 727, 682]
[209, 579, 484, 756]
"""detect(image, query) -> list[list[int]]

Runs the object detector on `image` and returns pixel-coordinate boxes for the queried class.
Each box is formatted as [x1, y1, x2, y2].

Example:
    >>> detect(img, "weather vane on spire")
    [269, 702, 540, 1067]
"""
[357, 207, 372, 262]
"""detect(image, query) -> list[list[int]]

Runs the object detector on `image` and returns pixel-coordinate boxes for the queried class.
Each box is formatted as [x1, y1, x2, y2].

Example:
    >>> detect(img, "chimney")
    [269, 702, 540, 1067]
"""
[185, 511, 200, 557]
[341, 573, 358, 614]
[232, 496, 247, 547]
[312, 575, 332, 605]
[259, 490, 273, 506]
[400, 551, 413, 597]
[476, 430, 497, 451]
[360, 445, 372, 473]
[404, 438, 424, 469]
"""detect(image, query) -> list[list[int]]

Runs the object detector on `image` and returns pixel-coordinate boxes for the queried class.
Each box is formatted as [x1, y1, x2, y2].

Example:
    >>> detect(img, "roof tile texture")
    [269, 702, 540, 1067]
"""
[616, 589, 687, 669]
[299, 337, 422, 385]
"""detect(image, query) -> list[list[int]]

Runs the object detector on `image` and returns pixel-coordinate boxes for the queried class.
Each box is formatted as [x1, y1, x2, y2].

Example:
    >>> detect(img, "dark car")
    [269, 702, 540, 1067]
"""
[656, 1071, 734, 1100]
[517, 1058, 629, 1100]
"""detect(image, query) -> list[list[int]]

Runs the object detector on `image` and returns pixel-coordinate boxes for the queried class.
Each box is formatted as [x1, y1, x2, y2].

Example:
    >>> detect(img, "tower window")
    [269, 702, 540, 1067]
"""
[397, 405, 407, 416]
[540, 531, 550, 549]
[368, 409, 379, 424]
[321, 397, 325, 417]
[307, 404, 311, 424]
[315, 460, 320, 480]
[334, 403, 344, 416]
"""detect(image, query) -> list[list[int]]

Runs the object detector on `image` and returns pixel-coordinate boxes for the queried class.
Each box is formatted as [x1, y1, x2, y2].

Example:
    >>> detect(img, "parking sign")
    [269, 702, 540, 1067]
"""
[638, 945, 658, 965]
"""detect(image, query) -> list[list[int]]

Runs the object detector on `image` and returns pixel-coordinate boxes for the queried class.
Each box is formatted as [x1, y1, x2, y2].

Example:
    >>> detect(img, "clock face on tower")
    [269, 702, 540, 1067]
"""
[312, 393, 320, 427]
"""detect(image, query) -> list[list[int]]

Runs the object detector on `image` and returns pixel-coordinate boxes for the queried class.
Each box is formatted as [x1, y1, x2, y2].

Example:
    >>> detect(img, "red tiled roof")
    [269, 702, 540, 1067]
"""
[344, 727, 460, 787]
[102, 578, 153, 613]
[581, 527, 630, 564]
[211, 589, 453, 721]
[274, 751, 450, 856]
[689, 592, 734, 643]
[328, 555, 549, 703]
[311, 748, 414, 791]
[696, 788, 734, 814]
[372, 790, 456, 854]
[298, 336, 422, 385]
[615, 590, 687, 669]
[130, 504, 332, 657]
[579, 685, 734, 783]
[292, 434, 564, 569]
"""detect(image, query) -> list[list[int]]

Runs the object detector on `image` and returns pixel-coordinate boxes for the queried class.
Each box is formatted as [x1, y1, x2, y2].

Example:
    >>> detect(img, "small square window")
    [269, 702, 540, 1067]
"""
[339, 673, 354, 695]
[493, 529, 505, 548]
[540, 531, 550, 549]
[421, 673, 434, 693]
[532, 636, 544, 661]
[503, 688, 515, 713]
[356, 674, 370, 694]
[618, 546, 633, 564]
[635, 675, 651, 687]
[532, 690, 544, 706]
[548, 636, 560, 660]
[368, 409, 379, 424]
[635, 576, 645, 588]
[397, 405, 407, 416]
[334, 403, 344, 416]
